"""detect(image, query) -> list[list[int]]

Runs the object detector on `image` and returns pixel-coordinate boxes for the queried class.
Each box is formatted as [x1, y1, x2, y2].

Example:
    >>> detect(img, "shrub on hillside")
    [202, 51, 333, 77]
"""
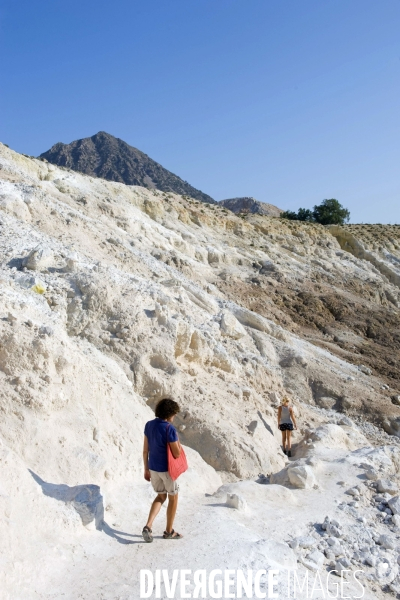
[313, 199, 350, 225]
[281, 199, 350, 225]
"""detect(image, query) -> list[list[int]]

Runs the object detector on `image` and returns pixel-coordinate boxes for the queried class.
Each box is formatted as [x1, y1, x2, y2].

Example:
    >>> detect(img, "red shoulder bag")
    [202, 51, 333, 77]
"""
[167, 424, 188, 481]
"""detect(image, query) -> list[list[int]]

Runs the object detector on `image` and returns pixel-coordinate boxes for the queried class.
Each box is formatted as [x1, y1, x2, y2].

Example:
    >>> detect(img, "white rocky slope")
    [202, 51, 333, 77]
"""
[0, 143, 399, 599]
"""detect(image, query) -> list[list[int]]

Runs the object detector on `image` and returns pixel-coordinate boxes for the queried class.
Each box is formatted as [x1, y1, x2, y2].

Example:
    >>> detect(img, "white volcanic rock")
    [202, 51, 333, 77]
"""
[0, 142, 398, 599]
[295, 535, 317, 549]
[388, 496, 400, 515]
[22, 245, 54, 271]
[375, 561, 399, 585]
[220, 309, 246, 339]
[301, 549, 325, 572]
[378, 534, 396, 550]
[392, 514, 400, 528]
[376, 479, 398, 495]
[308, 423, 369, 451]
[251, 539, 297, 570]
[364, 466, 380, 481]
[383, 417, 400, 437]
[269, 460, 318, 489]
[226, 492, 248, 512]
[288, 465, 317, 489]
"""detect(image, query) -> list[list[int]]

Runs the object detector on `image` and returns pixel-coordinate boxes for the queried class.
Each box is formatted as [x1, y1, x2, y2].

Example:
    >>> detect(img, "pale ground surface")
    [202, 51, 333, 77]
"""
[0, 144, 400, 599]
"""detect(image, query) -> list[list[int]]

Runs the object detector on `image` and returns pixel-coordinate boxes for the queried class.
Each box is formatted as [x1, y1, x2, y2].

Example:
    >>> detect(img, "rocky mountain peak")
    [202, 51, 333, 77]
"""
[39, 131, 215, 203]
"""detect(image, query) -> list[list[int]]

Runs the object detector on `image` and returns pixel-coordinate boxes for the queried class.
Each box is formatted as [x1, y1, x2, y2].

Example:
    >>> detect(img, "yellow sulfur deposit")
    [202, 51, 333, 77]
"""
[31, 283, 46, 294]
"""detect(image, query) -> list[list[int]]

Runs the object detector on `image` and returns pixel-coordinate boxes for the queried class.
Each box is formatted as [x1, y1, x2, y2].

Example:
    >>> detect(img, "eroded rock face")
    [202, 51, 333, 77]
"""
[1, 143, 399, 482]
[1, 142, 400, 599]
[1, 145, 400, 475]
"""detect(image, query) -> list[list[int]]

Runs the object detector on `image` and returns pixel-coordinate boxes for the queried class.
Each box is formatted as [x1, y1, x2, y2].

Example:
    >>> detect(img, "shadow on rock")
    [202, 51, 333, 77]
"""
[28, 469, 104, 530]
[7, 257, 23, 270]
[101, 522, 143, 545]
[257, 410, 274, 436]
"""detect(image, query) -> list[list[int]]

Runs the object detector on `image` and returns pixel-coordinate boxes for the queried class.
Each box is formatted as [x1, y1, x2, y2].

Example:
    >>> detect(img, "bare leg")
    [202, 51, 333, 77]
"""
[287, 430, 292, 450]
[166, 493, 179, 533]
[281, 430, 285, 450]
[146, 493, 167, 529]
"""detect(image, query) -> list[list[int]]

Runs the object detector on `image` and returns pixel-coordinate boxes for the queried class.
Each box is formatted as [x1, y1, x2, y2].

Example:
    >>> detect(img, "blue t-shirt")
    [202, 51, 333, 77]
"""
[144, 418, 178, 472]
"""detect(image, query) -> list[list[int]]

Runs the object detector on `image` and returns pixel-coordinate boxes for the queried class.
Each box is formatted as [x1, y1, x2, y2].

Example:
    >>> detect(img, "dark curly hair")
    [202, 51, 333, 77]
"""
[155, 398, 180, 420]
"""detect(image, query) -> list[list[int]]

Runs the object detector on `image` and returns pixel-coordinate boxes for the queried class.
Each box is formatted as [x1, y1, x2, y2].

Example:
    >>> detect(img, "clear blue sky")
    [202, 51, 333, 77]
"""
[1, 1, 399, 223]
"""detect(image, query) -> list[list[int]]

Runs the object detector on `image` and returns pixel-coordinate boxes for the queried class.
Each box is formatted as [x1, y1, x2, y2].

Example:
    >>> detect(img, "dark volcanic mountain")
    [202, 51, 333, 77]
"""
[39, 131, 215, 203]
[219, 196, 282, 217]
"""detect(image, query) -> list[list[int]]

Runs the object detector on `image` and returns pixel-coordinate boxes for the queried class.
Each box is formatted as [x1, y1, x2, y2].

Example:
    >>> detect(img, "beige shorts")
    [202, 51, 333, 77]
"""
[149, 470, 179, 496]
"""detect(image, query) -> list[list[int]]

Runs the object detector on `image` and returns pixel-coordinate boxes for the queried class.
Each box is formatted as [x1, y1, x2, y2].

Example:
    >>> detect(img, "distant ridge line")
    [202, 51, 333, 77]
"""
[219, 196, 283, 217]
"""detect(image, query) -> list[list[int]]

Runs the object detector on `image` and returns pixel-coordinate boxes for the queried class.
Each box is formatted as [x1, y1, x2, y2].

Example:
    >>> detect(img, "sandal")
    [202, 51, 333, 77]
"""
[163, 529, 183, 539]
[142, 526, 153, 543]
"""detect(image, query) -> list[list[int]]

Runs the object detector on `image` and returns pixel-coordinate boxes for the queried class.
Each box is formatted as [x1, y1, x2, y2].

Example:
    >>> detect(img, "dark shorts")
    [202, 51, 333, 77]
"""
[279, 423, 294, 431]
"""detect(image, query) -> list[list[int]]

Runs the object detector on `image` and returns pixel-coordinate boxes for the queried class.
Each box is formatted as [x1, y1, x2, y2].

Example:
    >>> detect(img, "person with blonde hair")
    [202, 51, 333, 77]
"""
[277, 396, 297, 457]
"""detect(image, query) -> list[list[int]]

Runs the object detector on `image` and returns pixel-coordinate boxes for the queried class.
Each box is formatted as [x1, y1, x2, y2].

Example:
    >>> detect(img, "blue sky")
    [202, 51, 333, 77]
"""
[1, 0, 399, 223]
